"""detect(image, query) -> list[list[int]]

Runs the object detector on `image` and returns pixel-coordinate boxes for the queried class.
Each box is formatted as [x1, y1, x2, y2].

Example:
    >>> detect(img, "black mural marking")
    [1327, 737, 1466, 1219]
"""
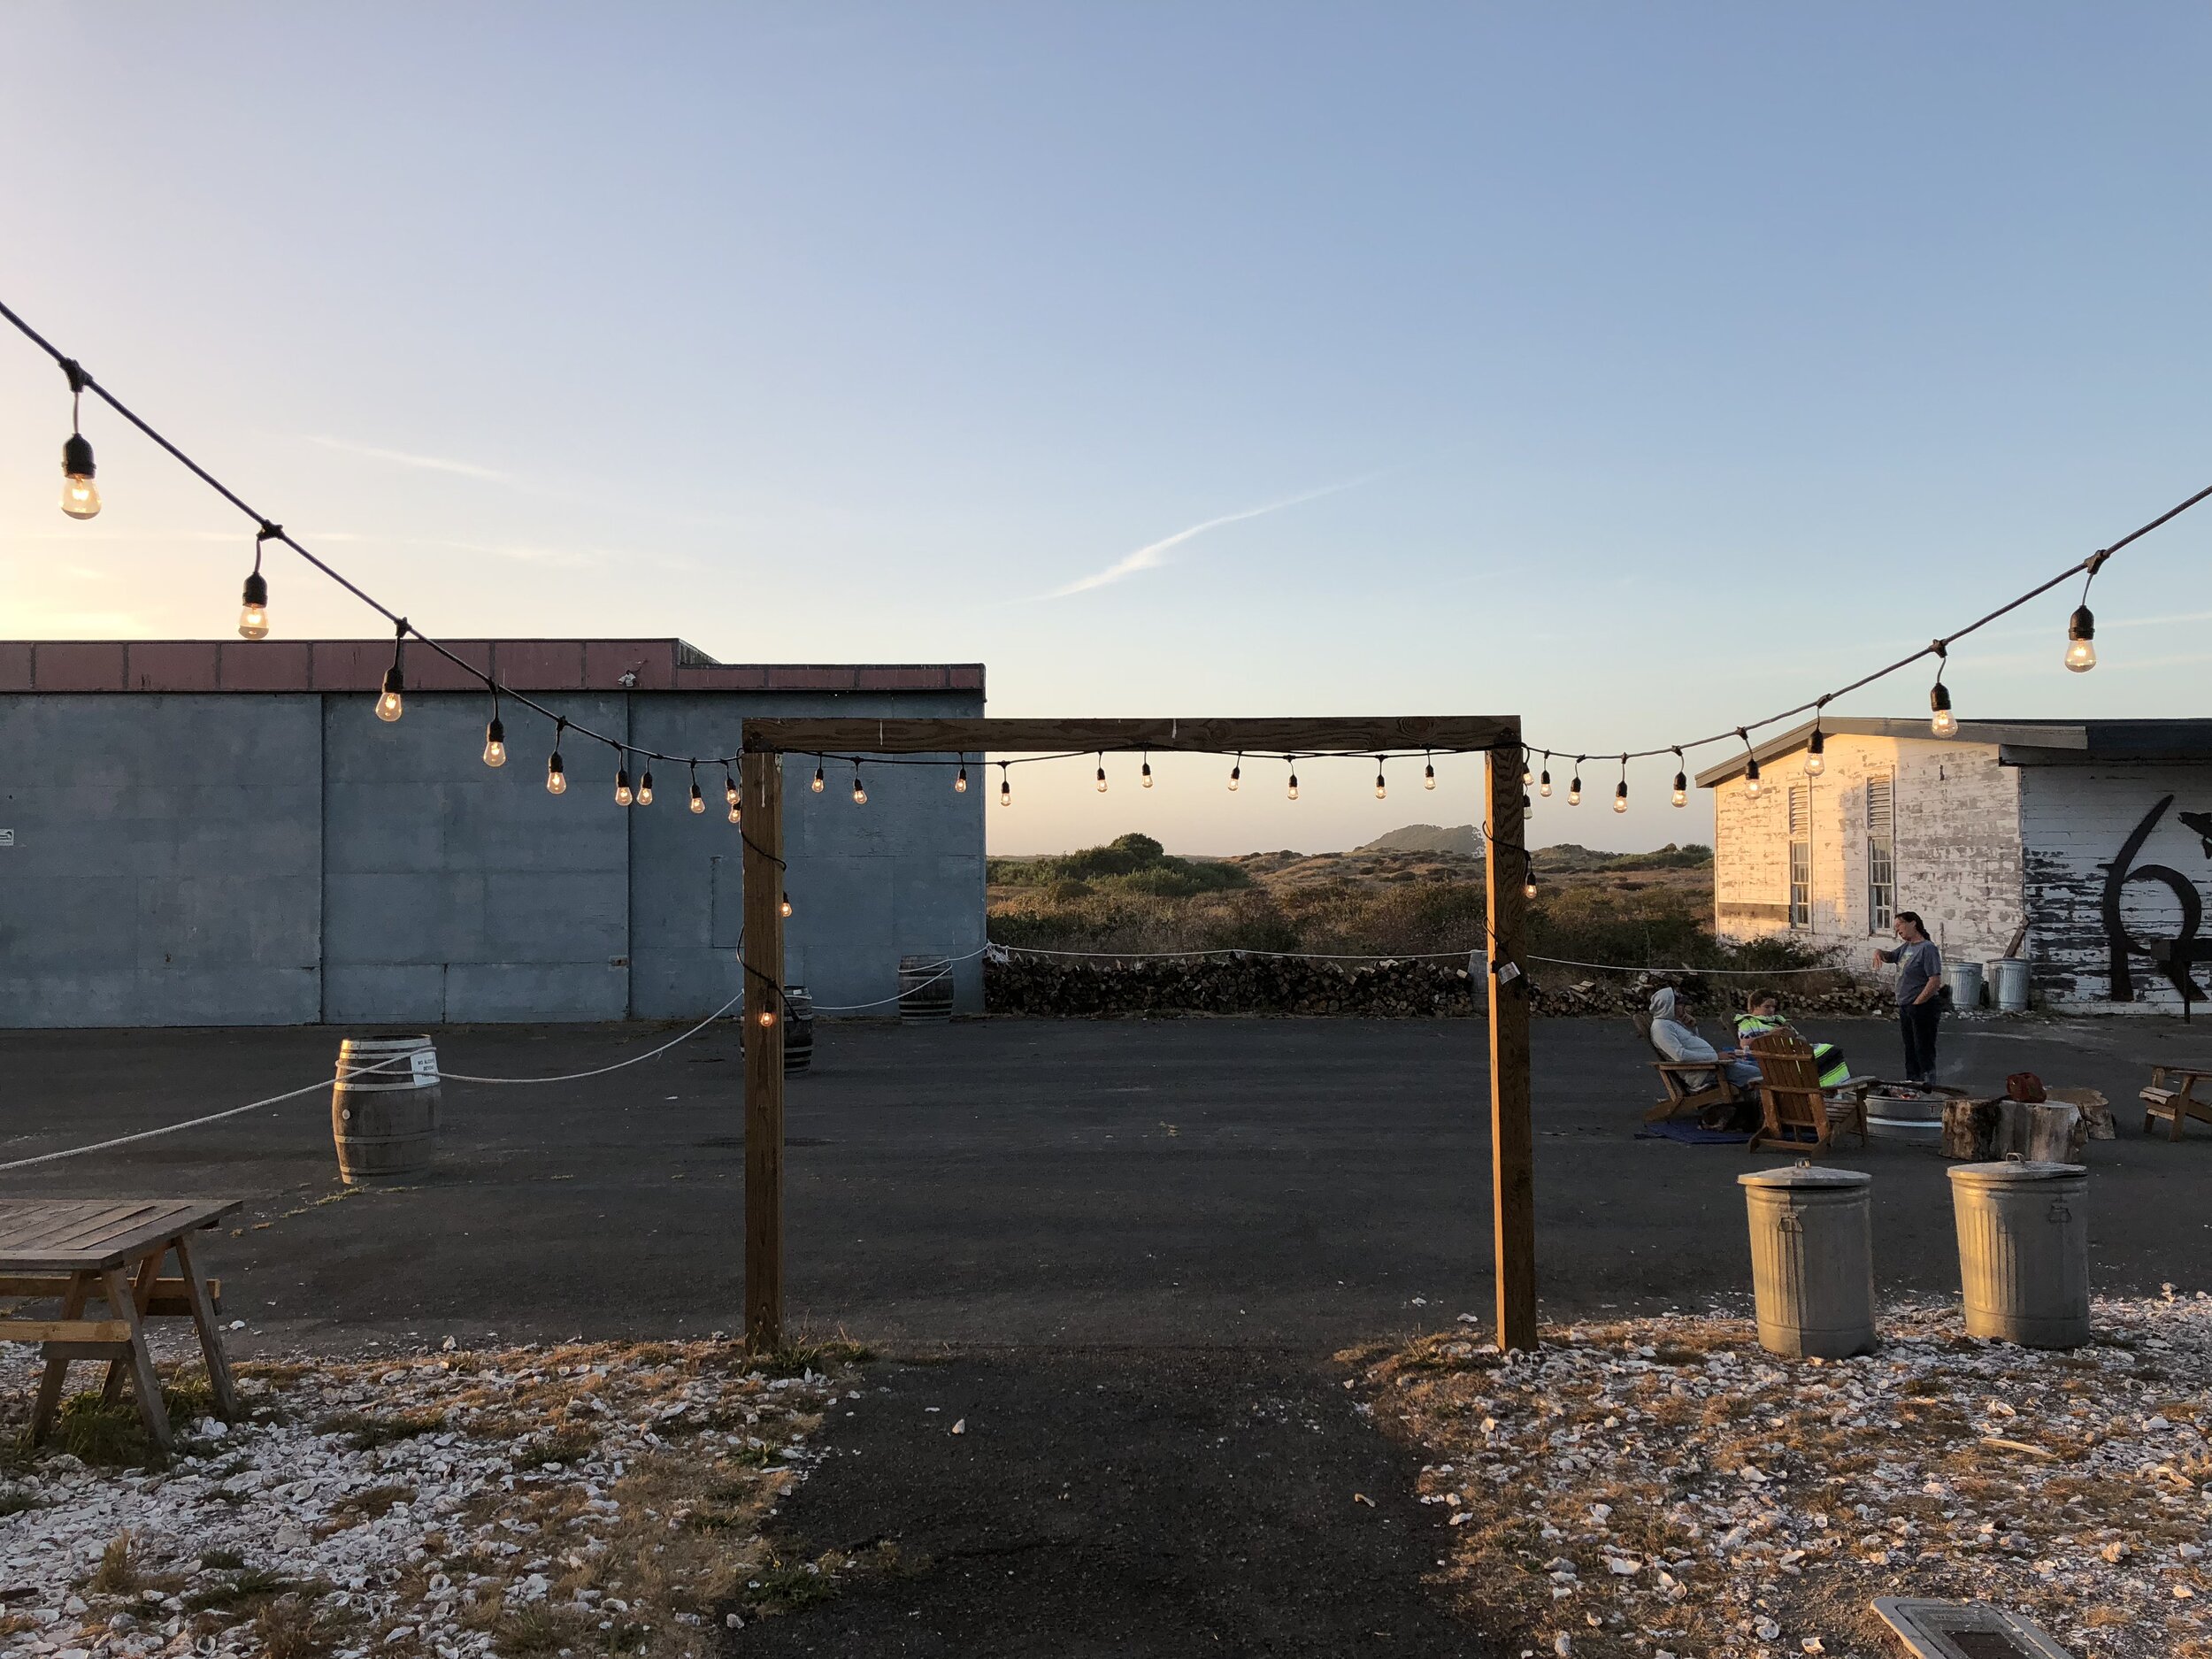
[2101, 795, 2204, 1006]
[2179, 808, 2212, 860]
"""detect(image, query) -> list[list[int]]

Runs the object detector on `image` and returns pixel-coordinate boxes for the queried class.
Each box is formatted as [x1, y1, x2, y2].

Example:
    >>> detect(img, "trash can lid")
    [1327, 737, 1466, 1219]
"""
[1948, 1158, 2086, 1185]
[1739, 1163, 1872, 1189]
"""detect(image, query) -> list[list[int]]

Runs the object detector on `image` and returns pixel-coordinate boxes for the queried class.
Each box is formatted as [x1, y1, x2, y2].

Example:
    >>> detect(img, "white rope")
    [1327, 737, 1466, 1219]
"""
[434, 990, 743, 1082]
[804, 947, 990, 1012]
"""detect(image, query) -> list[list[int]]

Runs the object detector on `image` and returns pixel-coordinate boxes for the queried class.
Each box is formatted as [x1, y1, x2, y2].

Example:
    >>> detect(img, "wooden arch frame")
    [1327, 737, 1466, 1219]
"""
[737, 716, 1536, 1354]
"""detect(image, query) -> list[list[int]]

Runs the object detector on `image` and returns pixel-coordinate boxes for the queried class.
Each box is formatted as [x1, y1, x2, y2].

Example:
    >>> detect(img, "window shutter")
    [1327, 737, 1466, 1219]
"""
[1866, 775, 1893, 836]
[1788, 785, 1810, 839]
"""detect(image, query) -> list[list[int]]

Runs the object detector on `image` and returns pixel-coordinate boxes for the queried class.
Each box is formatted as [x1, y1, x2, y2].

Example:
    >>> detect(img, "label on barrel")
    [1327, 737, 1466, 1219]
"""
[411, 1049, 441, 1082]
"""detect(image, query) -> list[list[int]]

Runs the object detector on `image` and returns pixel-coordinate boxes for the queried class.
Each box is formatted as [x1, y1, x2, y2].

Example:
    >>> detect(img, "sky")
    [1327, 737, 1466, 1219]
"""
[3, 4, 2208, 855]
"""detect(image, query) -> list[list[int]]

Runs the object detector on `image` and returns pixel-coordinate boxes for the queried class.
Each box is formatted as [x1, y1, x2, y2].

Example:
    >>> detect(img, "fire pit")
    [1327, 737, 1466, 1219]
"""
[1863, 1082, 1970, 1143]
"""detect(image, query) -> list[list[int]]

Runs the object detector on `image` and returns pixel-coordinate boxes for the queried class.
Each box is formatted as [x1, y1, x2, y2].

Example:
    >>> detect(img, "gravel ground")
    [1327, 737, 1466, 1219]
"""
[1353, 1291, 2212, 1659]
[0, 1334, 856, 1659]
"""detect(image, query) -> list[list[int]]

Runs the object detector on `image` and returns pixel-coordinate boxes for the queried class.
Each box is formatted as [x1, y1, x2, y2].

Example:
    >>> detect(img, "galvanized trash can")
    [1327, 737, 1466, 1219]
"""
[1739, 1163, 1876, 1358]
[1947, 1156, 2090, 1348]
[1987, 956, 2032, 1014]
[1943, 959, 1985, 1010]
[332, 1034, 441, 1184]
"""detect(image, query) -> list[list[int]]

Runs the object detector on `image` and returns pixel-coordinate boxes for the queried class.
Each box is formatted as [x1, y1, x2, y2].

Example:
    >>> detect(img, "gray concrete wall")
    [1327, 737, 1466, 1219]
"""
[0, 695, 323, 1025]
[0, 687, 984, 1028]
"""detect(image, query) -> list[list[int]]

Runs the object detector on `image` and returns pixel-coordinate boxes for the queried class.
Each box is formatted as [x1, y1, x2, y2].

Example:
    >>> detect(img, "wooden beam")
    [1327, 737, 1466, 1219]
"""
[0, 1318, 131, 1343]
[1484, 736, 1539, 1352]
[742, 716, 1520, 757]
[741, 749, 787, 1352]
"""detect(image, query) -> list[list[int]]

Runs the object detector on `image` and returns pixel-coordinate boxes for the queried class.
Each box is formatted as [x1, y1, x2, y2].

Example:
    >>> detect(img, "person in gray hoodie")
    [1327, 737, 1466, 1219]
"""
[1648, 986, 1762, 1092]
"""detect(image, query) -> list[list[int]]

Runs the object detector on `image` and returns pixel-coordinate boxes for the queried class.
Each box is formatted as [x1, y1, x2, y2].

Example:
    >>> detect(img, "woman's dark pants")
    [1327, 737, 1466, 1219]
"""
[1900, 1000, 1941, 1083]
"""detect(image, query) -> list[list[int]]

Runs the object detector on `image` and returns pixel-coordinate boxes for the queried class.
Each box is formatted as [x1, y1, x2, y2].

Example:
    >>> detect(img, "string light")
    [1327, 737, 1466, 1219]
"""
[1929, 644, 1958, 738]
[780, 892, 793, 918]
[1521, 792, 1532, 822]
[374, 621, 406, 723]
[1095, 755, 1108, 793]
[58, 360, 98, 519]
[638, 768, 654, 807]
[955, 761, 969, 794]
[2066, 549, 2105, 672]
[1805, 727, 1825, 776]
[811, 764, 826, 794]
[688, 764, 705, 814]
[757, 1009, 776, 1028]
[1671, 747, 1687, 809]
[1524, 872, 1537, 899]
[725, 770, 740, 810]
[728, 796, 741, 826]
[1286, 761, 1299, 802]
[547, 719, 568, 795]
[1538, 753, 1552, 798]
[851, 762, 867, 805]
[1374, 759, 1386, 800]
[481, 693, 506, 768]
[1228, 753, 1241, 792]
[239, 524, 274, 640]
[1567, 758, 1583, 808]
[615, 756, 634, 807]
[999, 762, 1010, 807]
[1613, 755, 1629, 814]
[1515, 753, 1526, 789]
[1141, 752, 1153, 788]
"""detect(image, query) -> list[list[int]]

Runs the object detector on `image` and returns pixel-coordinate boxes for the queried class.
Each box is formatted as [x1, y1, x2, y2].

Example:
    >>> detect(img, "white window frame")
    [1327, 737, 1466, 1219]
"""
[1866, 773, 1896, 933]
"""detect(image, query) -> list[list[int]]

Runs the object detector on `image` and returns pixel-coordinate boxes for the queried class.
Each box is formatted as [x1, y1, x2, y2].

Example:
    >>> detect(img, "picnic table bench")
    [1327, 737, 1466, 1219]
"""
[0, 1198, 242, 1452]
[2140, 1065, 2212, 1141]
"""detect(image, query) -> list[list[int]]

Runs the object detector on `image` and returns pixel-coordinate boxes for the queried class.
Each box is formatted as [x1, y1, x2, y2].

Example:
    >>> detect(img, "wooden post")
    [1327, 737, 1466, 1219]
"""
[1484, 734, 1538, 1352]
[741, 749, 786, 1351]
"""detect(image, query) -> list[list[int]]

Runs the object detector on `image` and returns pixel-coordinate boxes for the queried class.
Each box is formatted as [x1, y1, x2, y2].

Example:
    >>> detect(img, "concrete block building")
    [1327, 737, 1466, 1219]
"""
[1698, 718, 2212, 1013]
[0, 639, 987, 1028]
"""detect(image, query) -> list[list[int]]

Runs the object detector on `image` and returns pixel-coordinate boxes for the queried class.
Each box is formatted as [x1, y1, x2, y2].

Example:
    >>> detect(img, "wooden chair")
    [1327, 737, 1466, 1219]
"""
[2140, 1066, 2212, 1141]
[1746, 1032, 1869, 1154]
[1632, 1011, 1744, 1125]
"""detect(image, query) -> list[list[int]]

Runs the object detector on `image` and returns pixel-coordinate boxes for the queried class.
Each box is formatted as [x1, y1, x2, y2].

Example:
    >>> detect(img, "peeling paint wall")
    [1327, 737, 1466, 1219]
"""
[2019, 762, 2212, 1013]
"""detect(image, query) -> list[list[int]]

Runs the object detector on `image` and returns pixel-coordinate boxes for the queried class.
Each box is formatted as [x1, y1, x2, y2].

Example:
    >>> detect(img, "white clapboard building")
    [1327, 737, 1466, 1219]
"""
[1697, 719, 2212, 1013]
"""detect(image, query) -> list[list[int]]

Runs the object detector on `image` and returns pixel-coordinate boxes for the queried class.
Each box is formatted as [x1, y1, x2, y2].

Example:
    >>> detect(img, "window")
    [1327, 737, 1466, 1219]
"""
[1788, 785, 1812, 929]
[1866, 773, 1895, 933]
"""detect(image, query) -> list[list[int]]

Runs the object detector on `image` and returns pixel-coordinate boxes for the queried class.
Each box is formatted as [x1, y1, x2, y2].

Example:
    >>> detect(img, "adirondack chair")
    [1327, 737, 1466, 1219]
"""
[1632, 1010, 1745, 1125]
[2139, 1065, 2212, 1141]
[1746, 1031, 1870, 1154]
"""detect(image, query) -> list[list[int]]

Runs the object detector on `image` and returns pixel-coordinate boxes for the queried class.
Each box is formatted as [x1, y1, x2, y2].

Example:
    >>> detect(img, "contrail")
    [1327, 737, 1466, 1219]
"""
[1041, 473, 1381, 599]
[305, 434, 512, 482]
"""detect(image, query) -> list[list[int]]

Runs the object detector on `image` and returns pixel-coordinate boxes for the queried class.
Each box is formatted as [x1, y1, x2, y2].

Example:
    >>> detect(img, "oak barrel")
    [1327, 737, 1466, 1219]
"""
[898, 954, 954, 1024]
[782, 987, 815, 1075]
[332, 1034, 441, 1184]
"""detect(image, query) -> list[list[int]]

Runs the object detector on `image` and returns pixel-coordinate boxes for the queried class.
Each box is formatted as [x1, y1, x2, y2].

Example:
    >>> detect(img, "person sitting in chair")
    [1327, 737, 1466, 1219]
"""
[1734, 990, 1851, 1088]
[1648, 987, 1762, 1093]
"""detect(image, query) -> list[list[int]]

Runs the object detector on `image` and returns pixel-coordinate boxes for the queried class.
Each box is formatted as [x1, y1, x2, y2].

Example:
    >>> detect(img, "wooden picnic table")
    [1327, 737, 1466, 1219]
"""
[2141, 1065, 2212, 1141]
[0, 1198, 242, 1452]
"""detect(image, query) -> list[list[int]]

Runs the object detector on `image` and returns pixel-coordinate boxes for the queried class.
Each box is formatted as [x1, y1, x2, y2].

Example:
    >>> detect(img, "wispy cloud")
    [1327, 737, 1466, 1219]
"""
[305, 434, 512, 482]
[1041, 474, 1382, 599]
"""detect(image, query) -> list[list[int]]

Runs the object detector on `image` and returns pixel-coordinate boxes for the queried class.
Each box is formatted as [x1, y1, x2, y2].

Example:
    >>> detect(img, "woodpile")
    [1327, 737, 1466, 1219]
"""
[982, 956, 1892, 1019]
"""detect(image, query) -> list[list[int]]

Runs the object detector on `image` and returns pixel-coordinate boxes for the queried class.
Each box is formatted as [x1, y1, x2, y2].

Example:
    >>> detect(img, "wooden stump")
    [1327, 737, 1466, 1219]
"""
[1941, 1097, 2085, 1162]
[1942, 1098, 2003, 1161]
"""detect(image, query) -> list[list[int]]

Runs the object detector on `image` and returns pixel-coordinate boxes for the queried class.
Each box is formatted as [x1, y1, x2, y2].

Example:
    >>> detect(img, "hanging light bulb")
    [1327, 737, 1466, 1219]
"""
[1930, 681, 1958, 739]
[811, 764, 826, 794]
[373, 624, 406, 723]
[1538, 753, 1553, 798]
[1670, 748, 1688, 807]
[852, 763, 867, 805]
[547, 724, 569, 795]
[1746, 757, 1763, 797]
[725, 770, 741, 809]
[999, 762, 1011, 806]
[615, 760, 634, 807]
[2065, 605, 2097, 672]
[1095, 755, 1109, 793]
[58, 364, 99, 518]
[1375, 760, 1387, 800]
[238, 525, 275, 639]
[1516, 753, 1528, 788]
[1524, 873, 1537, 900]
[1806, 725, 1826, 777]
[780, 892, 794, 918]
[757, 1009, 777, 1028]
[1522, 792, 1532, 822]
[688, 764, 705, 814]
[1141, 753, 1153, 788]
[728, 798, 742, 825]
[956, 763, 969, 794]
[482, 712, 506, 768]
[1286, 764, 1299, 801]
[1228, 755, 1241, 792]
[1567, 759, 1584, 807]
[1613, 757, 1629, 814]
[1425, 754, 1438, 791]
[638, 769, 654, 807]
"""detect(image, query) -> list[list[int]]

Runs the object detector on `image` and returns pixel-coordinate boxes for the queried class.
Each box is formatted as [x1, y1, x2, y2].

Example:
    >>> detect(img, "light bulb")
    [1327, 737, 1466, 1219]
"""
[1524, 878, 1537, 899]
[853, 778, 867, 805]
[1096, 764, 1108, 793]
[1375, 768, 1386, 800]
[1000, 774, 1011, 806]
[689, 783, 705, 813]
[812, 765, 826, 794]
[1141, 759, 1153, 788]
[638, 772, 654, 806]
[780, 892, 793, 918]
[60, 434, 98, 519]
[1521, 795, 1532, 822]
[1227, 763, 1240, 792]
[547, 754, 567, 795]
[483, 718, 506, 768]
[725, 776, 740, 807]
[238, 572, 270, 641]
[615, 768, 634, 807]
[1518, 762, 1530, 787]
[1932, 709, 1959, 739]
[956, 766, 969, 793]
[1425, 762, 1437, 791]
[1567, 780, 1582, 807]
[1287, 772, 1299, 801]
[1671, 772, 1688, 808]
[1613, 784, 1628, 814]
[1745, 760, 1763, 798]
[728, 802, 741, 824]
[1539, 772, 1552, 797]
[757, 1010, 776, 1028]
[2065, 605, 2096, 672]
[374, 668, 404, 724]
[1805, 749, 1824, 778]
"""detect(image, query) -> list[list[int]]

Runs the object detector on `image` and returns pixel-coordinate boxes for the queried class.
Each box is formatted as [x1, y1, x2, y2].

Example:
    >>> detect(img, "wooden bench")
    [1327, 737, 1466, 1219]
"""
[1746, 1033, 1870, 1155]
[2140, 1066, 2212, 1141]
[1632, 1011, 1745, 1124]
[0, 1198, 243, 1452]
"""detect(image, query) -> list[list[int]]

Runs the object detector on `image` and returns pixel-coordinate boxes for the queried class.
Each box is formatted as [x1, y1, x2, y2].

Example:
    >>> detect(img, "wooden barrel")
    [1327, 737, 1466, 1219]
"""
[782, 988, 815, 1075]
[898, 955, 955, 1024]
[332, 1035, 440, 1184]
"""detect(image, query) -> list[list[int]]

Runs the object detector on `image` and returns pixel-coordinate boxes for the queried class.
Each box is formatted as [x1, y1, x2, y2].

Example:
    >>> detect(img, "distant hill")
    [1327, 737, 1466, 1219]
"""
[1356, 823, 1482, 856]
[1533, 841, 1712, 872]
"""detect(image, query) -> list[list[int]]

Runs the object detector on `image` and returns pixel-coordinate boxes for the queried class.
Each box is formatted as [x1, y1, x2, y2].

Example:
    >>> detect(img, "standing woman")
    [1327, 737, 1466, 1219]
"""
[1873, 911, 1944, 1085]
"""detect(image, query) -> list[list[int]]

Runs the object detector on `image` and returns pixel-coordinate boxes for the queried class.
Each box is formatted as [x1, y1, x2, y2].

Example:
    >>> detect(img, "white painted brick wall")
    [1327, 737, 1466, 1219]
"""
[2018, 762, 2212, 1012]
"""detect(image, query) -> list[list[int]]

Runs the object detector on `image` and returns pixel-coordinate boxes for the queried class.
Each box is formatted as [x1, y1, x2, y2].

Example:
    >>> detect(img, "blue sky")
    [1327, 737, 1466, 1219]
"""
[4, 4, 2208, 853]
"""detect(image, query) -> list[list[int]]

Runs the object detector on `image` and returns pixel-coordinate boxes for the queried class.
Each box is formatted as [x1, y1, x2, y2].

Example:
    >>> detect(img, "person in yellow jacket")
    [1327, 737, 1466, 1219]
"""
[1734, 990, 1852, 1088]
